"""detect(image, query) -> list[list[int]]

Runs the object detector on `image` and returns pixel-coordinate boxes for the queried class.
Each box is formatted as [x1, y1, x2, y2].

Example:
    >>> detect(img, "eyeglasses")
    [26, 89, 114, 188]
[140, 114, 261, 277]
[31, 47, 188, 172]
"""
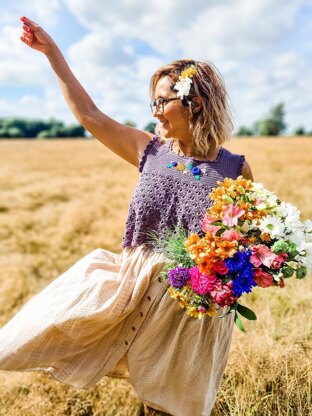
[150, 97, 180, 114]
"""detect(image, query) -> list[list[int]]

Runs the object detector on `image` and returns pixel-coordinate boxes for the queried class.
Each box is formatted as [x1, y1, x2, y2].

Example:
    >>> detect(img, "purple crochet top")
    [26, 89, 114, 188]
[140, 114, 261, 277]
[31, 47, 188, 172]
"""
[122, 136, 245, 248]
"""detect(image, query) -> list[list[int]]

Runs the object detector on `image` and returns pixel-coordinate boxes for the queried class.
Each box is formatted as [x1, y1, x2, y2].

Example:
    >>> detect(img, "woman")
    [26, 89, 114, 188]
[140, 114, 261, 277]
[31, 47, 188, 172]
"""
[0, 17, 253, 416]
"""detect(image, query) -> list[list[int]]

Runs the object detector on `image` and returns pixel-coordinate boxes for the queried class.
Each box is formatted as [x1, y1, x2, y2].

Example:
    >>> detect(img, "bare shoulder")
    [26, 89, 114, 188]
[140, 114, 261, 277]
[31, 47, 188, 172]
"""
[241, 159, 254, 181]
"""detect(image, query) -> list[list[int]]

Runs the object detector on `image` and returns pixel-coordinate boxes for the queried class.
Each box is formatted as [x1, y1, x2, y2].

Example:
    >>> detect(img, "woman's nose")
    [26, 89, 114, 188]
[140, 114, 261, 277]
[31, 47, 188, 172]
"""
[152, 107, 161, 117]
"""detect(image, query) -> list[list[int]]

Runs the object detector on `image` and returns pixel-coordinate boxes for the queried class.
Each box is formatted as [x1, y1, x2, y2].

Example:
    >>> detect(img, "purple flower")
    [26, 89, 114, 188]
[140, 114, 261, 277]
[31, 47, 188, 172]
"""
[168, 266, 191, 288]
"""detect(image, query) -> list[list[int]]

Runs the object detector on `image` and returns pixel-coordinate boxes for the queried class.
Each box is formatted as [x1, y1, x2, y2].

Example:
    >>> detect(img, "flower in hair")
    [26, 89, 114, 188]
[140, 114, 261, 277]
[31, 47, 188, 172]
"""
[174, 65, 196, 99]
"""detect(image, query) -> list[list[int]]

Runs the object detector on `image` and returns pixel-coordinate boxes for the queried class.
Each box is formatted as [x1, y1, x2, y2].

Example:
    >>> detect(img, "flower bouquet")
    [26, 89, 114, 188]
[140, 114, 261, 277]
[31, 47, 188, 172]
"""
[148, 176, 312, 331]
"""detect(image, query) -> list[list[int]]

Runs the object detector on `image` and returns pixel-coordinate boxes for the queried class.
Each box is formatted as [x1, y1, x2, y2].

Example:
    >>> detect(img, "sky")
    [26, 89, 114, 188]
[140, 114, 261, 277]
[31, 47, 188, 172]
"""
[0, 0, 311, 134]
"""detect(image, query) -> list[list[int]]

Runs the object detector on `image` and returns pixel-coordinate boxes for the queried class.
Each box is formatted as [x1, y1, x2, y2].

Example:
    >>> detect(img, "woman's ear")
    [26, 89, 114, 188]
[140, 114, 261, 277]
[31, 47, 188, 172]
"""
[191, 97, 202, 113]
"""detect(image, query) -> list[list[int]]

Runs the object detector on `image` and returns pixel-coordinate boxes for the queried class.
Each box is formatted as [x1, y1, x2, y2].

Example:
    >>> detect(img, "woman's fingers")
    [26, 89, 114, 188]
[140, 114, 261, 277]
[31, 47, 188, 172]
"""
[20, 30, 33, 45]
[23, 24, 31, 33]
[20, 16, 39, 31]
[19, 16, 54, 54]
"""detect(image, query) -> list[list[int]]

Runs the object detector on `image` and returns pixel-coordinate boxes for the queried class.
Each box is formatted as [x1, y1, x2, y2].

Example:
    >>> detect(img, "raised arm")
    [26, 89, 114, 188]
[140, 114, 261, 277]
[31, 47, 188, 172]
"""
[20, 16, 152, 167]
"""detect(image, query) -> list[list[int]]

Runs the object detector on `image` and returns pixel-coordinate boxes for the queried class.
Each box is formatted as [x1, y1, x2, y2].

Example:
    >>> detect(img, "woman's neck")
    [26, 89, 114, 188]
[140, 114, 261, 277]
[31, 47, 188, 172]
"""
[172, 139, 218, 160]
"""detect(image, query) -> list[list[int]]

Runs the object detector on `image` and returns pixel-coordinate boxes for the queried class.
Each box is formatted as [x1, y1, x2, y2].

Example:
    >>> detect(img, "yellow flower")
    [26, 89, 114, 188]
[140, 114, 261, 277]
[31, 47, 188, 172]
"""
[176, 163, 185, 171]
[181, 65, 196, 79]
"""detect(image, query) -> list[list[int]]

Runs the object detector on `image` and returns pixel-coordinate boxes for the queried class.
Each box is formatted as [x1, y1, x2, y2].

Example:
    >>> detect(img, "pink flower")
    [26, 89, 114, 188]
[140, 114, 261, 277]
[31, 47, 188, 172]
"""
[250, 244, 276, 267]
[190, 266, 217, 295]
[271, 254, 288, 270]
[222, 204, 245, 227]
[202, 214, 220, 234]
[222, 229, 244, 241]
[209, 280, 238, 307]
[253, 268, 274, 288]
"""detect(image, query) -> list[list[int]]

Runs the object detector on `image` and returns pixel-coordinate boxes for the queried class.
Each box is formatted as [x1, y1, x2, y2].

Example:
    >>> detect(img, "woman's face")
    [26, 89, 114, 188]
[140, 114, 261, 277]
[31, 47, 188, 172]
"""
[152, 76, 192, 141]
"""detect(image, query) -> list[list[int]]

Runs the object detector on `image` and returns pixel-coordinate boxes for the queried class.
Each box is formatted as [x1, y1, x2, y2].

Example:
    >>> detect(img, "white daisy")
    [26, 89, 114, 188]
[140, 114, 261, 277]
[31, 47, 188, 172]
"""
[304, 219, 312, 233]
[297, 242, 312, 272]
[287, 229, 305, 246]
[277, 201, 301, 221]
[174, 77, 192, 99]
[259, 215, 286, 239]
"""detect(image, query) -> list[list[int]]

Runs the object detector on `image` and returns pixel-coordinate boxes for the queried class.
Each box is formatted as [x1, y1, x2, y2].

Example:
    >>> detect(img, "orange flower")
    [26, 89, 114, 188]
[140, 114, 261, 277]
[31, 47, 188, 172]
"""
[215, 240, 238, 259]
[260, 233, 271, 242]
[184, 233, 201, 249]
[198, 262, 214, 275]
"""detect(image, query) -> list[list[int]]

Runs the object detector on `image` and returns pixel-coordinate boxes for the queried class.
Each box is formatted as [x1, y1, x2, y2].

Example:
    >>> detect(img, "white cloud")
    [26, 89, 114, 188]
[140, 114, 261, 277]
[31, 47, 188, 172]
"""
[0, 88, 77, 124]
[19, 0, 62, 27]
[0, 0, 311, 132]
[0, 26, 51, 85]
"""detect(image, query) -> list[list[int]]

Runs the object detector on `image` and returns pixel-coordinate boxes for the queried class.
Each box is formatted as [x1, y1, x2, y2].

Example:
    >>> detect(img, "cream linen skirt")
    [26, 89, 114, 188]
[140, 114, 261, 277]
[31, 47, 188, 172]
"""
[0, 245, 234, 416]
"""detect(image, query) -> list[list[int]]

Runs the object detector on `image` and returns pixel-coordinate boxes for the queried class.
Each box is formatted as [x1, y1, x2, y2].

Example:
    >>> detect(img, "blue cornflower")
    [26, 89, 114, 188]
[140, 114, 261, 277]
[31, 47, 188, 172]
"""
[225, 250, 256, 297]
[232, 264, 256, 297]
[225, 250, 251, 273]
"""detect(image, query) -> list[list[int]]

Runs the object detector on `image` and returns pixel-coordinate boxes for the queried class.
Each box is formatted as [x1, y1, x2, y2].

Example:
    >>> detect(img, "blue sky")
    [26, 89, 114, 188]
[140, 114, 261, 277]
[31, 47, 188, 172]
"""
[0, 0, 311, 134]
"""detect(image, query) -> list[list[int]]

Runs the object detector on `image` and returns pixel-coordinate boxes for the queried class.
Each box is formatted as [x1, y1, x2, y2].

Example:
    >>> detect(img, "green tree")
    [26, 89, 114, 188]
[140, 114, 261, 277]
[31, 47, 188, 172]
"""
[236, 126, 254, 136]
[0, 117, 85, 138]
[254, 103, 286, 136]
[143, 122, 156, 134]
[293, 126, 306, 136]
[0, 127, 23, 138]
[123, 119, 137, 128]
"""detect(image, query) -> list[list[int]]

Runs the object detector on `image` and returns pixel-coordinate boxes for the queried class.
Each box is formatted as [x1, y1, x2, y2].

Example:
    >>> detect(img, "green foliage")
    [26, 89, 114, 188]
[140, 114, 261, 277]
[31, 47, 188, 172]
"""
[236, 303, 257, 320]
[254, 102, 286, 136]
[0, 117, 86, 139]
[145, 226, 194, 268]
[236, 126, 254, 136]
[292, 126, 306, 135]
[123, 119, 137, 128]
[0, 127, 23, 138]
[234, 314, 246, 332]
[143, 121, 156, 134]
[235, 102, 292, 137]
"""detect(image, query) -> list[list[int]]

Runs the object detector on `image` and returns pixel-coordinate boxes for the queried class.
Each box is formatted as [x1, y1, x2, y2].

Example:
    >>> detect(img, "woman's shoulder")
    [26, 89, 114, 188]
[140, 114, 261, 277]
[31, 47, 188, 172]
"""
[221, 147, 253, 180]
[138, 135, 167, 173]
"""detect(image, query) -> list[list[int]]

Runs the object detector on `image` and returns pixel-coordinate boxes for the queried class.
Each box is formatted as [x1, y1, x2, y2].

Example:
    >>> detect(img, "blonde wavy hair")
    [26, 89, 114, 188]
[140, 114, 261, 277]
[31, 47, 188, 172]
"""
[149, 59, 234, 155]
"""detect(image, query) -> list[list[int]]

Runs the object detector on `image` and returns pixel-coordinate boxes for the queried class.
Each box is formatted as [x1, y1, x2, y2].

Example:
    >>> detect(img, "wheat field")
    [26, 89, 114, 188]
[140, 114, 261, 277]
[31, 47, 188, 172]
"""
[0, 137, 311, 416]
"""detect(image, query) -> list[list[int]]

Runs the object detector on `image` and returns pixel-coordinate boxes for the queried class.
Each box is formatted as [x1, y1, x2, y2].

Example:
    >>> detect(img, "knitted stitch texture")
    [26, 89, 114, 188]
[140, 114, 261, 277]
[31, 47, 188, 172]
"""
[122, 136, 245, 248]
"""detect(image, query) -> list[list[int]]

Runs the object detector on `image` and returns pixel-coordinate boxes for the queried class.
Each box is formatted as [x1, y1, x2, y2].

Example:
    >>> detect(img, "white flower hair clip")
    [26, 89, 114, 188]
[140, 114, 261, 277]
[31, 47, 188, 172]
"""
[173, 65, 196, 99]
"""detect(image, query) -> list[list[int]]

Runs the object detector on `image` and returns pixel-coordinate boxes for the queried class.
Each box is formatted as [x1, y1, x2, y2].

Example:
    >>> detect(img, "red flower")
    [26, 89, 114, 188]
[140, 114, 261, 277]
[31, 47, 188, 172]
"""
[271, 254, 288, 270]
[253, 268, 274, 288]
[209, 280, 238, 306]
[211, 260, 229, 275]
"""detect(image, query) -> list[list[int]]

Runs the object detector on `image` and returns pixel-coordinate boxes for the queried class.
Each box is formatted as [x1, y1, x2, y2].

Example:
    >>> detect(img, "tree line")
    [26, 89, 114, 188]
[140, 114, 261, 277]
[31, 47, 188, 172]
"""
[236, 103, 311, 136]
[0, 117, 156, 139]
[0, 117, 86, 138]
[0, 103, 311, 139]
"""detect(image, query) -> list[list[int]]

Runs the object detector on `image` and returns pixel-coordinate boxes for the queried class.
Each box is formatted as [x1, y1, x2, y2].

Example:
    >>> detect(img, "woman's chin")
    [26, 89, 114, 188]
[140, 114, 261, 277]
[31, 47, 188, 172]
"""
[156, 122, 171, 138]
[162, 126, 171, 137]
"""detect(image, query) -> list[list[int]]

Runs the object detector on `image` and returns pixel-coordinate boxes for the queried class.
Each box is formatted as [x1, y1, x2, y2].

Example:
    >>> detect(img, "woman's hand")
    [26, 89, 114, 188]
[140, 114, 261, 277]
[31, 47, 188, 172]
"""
[20, 16, 56, 55]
